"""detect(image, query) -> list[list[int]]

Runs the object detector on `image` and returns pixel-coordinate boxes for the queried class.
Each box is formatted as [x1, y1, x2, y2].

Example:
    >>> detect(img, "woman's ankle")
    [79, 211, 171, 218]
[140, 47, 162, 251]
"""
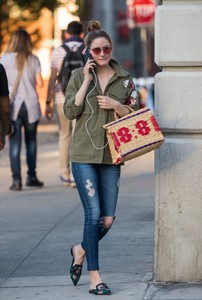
[73, 244, 85, 265]
[90, 271, 102, 289]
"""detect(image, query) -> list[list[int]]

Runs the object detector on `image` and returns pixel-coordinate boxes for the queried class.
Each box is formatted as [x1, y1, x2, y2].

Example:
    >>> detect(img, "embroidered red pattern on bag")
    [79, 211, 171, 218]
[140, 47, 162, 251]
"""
[150, 115, 160, 131]
[135, 120, 151, 136]
[117, 127, 132, 143]
[110, 117, 160, 146]
[111, 132, 121, 148]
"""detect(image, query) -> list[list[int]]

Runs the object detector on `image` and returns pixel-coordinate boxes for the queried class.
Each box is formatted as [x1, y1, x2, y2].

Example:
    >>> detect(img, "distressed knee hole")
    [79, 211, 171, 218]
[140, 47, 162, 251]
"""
[103, 217, 114, 229]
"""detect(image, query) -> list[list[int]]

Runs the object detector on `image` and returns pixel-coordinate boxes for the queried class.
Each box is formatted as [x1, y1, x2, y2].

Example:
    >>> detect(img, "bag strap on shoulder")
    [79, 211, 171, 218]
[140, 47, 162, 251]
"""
[61, 44, 70, 52]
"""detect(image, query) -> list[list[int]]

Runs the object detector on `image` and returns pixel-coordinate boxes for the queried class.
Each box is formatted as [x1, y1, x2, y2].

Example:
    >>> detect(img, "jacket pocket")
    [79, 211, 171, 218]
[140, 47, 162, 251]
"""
[109, 89, 128, 104]
[71, 133, 96, 156]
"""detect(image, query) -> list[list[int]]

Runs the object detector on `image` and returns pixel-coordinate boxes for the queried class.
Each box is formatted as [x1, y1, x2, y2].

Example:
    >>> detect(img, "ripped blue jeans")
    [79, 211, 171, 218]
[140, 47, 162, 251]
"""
[72, 162, 121, 271]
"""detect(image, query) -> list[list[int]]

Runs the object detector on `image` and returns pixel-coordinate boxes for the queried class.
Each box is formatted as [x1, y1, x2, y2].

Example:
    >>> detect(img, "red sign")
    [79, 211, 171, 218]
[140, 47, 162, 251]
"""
[126, 0, 157, 27]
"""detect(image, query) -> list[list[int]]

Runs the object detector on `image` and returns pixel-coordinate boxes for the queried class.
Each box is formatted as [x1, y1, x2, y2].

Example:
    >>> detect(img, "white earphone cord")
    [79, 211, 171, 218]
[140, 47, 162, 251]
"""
[84, 69, 109, 150]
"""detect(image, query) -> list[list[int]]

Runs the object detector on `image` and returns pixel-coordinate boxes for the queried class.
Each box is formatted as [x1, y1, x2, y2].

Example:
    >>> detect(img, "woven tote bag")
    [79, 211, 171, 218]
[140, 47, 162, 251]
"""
[103, 107, 164, 165]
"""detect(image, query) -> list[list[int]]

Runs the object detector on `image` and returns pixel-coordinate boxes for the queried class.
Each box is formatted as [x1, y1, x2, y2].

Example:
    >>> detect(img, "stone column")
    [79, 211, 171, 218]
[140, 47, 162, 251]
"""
[154, 1, 202, 282]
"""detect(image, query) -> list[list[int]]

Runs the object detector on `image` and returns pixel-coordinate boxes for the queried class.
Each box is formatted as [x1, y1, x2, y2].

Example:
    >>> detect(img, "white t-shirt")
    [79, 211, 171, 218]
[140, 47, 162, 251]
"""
[0, 53, 42, 123]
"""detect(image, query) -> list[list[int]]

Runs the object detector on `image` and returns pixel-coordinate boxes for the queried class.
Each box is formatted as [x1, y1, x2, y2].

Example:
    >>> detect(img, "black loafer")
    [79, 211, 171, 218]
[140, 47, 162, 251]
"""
[70, 246, 83, 286]
[89, 283, 111, 295]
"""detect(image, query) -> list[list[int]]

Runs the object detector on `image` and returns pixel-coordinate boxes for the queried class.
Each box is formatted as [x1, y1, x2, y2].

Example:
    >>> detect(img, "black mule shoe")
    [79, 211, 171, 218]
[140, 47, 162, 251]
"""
[89, 282, 111, 295]
[70, 246, 83, 286]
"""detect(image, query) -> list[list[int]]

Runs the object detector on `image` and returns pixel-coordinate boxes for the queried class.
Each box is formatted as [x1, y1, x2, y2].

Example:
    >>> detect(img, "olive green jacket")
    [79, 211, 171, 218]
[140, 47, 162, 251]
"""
[64, 59, 138, 164]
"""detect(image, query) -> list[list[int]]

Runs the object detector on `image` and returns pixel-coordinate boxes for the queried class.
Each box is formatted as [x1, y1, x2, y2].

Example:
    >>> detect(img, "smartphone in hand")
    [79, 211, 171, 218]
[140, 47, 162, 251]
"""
[84, 48, 93, 62]
[83, 48, 94, 74]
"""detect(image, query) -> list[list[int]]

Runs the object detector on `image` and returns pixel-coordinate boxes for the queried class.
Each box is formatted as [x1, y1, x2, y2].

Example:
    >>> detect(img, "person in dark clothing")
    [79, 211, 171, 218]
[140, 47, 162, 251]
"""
[0, 63, 10, 151]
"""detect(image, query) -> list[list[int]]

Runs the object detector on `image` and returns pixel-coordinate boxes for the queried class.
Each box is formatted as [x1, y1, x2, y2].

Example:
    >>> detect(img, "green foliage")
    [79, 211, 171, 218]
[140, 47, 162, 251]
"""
[14, 0, 58, 16]
[0, 0, 83, 52]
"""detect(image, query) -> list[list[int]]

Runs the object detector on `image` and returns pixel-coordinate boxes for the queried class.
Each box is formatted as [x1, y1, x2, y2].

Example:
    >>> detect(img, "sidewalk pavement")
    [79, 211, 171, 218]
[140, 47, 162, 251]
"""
[0, 122, 202, 300]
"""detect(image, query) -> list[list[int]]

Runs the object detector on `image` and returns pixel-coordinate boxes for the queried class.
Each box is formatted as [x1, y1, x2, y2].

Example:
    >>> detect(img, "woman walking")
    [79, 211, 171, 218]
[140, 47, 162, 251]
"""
[0, 29, 44, 191]
[64, 20, 139, 295]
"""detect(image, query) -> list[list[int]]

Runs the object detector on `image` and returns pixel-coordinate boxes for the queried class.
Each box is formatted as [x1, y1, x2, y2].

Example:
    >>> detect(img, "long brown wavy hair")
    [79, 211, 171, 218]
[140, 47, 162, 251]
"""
[7, 29, 33, 71]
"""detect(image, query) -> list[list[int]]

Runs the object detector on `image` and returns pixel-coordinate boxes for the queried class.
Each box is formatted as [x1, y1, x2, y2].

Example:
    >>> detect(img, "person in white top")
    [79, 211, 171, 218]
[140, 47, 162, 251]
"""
[45, 21, 84, 188]
[0, 29, 44, 191]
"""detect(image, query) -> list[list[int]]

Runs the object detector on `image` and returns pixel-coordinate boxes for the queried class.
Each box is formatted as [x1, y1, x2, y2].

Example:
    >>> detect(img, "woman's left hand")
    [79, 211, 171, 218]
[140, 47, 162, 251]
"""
[97, 95, 131, 117]
[97, 95, 118, 110]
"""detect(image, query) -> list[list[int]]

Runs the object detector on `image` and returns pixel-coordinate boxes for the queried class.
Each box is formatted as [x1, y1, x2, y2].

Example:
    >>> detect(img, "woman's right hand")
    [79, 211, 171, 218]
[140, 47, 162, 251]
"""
[74, 59, 96, 106]
[83, 59, 95, 81]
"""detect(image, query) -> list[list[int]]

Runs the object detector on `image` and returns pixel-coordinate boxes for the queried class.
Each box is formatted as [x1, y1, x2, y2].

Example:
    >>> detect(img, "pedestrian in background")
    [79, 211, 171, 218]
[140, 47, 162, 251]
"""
[0, 63, 10, 151]
[45, 21, 84, 188]
[0, 29, 44, 191]
[64, 20, 139, 295]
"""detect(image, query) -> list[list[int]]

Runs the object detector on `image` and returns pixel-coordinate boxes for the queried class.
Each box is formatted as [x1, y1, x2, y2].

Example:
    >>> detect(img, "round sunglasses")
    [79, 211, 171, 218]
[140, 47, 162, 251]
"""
[90, 46, 112, 55]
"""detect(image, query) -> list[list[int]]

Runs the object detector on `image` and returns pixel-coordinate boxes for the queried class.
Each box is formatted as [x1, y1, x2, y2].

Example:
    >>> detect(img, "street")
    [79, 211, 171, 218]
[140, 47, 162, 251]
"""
[0, 122, 155, 299]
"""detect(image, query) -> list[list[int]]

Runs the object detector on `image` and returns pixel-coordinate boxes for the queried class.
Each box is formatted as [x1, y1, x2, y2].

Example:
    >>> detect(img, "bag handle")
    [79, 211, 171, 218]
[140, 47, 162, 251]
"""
[114, 105, 134, 121]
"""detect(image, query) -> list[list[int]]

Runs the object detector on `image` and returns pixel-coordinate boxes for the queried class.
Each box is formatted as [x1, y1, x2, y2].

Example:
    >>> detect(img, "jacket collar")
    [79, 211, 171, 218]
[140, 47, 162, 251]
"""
[109, 59, 127, 77]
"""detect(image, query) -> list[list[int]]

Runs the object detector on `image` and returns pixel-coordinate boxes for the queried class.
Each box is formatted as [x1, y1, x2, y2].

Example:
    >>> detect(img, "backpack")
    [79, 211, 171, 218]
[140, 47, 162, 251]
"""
[58, 43, 85, 95]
